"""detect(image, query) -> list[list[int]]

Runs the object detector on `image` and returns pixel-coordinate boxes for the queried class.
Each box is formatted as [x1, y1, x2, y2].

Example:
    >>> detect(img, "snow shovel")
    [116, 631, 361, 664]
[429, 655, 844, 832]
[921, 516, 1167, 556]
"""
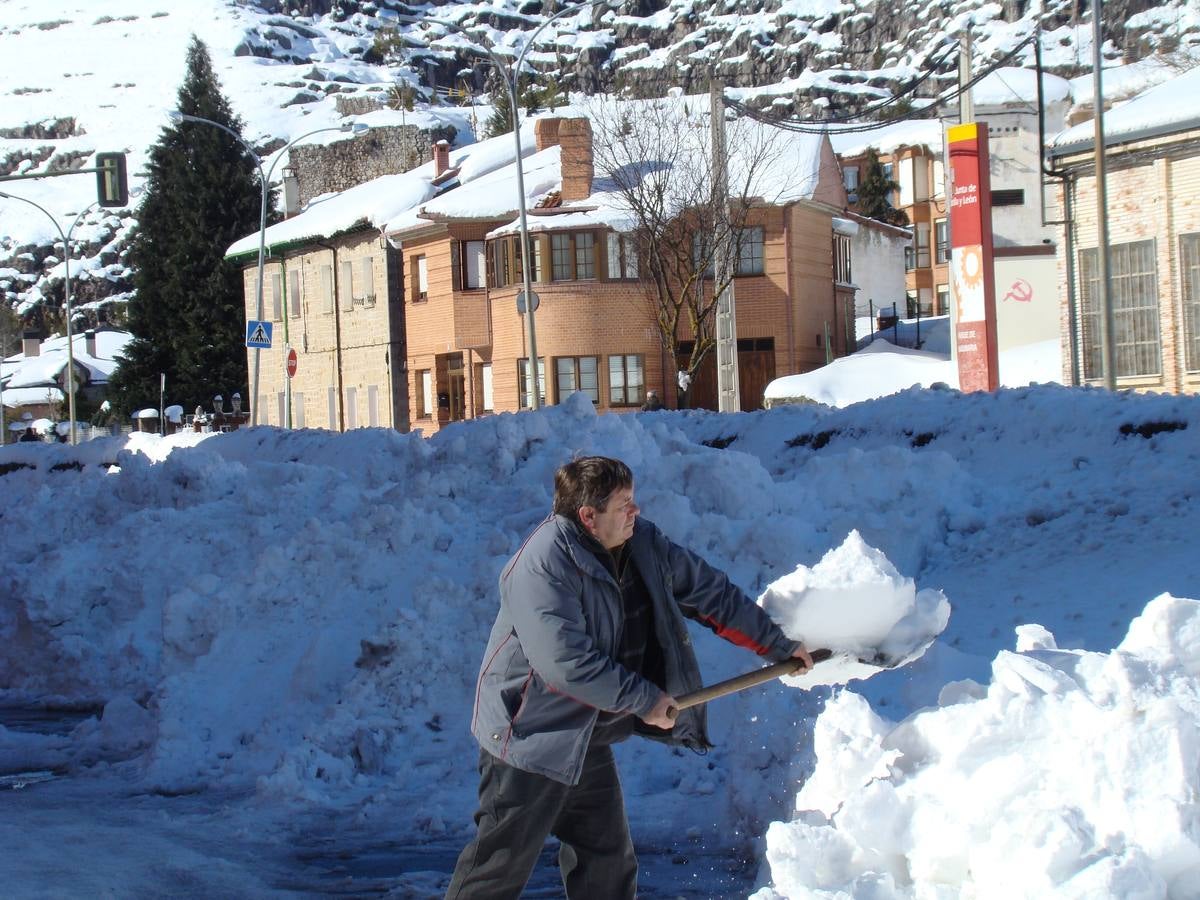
[659, 642, 940, 720]
[664, 649, 835, 721]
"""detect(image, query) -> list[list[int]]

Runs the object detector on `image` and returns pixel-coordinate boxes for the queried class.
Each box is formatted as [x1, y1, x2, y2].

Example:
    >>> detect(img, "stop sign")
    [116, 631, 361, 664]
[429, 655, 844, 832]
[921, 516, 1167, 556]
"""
[286, 348, 298, 379]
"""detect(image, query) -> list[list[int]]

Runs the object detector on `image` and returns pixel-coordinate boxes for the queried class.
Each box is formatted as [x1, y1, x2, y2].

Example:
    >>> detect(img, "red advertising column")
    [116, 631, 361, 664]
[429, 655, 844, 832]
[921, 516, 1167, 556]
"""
[947, 122, 999, 392]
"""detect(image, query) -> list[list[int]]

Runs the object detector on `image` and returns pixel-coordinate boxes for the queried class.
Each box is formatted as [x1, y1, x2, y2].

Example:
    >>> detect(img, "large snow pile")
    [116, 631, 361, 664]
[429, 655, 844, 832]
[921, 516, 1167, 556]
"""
[754, 594, 1200, 898]
[3, 383, 1200, 883]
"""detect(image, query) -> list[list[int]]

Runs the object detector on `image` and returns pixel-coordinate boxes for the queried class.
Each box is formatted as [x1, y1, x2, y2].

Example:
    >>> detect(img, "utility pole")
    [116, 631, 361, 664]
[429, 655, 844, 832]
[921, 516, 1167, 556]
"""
[959, 29, 974, 124]
[710, 78, 740, 413]
[1092, 0, 1117, 390]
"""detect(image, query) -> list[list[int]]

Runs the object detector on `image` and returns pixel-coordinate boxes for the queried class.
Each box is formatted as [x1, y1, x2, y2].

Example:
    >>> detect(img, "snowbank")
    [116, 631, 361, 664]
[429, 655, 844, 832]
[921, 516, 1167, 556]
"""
[754, 594, 1200, 898]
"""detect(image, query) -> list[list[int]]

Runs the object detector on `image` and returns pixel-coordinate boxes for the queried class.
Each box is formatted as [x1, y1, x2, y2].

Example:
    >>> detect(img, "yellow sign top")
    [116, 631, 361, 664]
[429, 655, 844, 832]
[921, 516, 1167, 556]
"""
[947, 122, 980, 143]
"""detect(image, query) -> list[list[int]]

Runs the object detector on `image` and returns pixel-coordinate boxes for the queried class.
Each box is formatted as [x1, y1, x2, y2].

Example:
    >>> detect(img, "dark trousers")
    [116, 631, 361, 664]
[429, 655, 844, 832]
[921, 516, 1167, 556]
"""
[445, 744, 637, 900]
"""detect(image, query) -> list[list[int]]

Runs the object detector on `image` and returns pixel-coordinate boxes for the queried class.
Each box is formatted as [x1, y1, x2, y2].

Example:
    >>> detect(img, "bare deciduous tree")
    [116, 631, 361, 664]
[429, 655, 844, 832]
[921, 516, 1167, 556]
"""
[585, 93, 797, 404]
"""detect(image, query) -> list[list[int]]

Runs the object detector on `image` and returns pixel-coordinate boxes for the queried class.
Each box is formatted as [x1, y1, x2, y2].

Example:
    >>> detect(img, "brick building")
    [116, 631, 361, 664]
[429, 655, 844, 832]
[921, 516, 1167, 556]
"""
[231, 105, 870, 434]
[1048, 65, 1200, 393]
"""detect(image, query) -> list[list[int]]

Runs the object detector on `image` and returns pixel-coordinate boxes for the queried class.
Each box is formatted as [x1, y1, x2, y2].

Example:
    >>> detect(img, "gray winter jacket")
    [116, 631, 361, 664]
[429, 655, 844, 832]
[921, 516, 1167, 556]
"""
[470, 514, 800, 785]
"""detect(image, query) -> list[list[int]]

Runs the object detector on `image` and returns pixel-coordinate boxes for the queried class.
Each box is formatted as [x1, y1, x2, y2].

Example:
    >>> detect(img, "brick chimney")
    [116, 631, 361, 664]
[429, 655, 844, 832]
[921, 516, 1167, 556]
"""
[85, 330, 97, 358]
[558, 118, 593, 203]
[534, 118, 561, 152]
[22, 330, 40, 358]
[433, 140, 451, 177]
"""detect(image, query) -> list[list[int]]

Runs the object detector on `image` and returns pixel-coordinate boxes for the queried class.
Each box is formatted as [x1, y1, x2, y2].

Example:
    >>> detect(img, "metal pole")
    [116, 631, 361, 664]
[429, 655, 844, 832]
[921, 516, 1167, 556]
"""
[394, 2, 610, 411]
[710, 78, 740, 413]
[959, 29, 974, 124]
[1092, 0, 1117, 390]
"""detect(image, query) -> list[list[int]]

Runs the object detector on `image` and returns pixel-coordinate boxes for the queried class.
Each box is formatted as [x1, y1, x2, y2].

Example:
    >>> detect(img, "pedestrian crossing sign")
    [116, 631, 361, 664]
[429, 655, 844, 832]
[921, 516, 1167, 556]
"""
[246, 320, 273, 349]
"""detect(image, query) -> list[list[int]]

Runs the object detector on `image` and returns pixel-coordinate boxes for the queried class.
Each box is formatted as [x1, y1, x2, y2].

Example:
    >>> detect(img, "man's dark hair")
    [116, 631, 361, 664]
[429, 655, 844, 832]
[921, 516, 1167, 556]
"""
[553, 456, 633, 519]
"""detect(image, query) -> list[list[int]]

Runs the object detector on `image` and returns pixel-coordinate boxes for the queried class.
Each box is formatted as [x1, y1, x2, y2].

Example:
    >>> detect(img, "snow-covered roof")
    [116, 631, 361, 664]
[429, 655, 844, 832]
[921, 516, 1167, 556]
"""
[226, 123, 539, 257]
[828, 118, 945, 160]
[466, 101, 833, 239]
[1052, 64, 1200, 155]
[971, 67, 1071, 108]
[1, 329, 131, 400]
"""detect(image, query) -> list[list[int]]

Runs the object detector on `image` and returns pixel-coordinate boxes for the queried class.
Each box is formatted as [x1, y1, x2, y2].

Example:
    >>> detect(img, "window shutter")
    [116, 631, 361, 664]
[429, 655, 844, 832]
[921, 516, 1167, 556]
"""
[321, 265, 334, 315]
[362, 257, 375, 302]
[288, 269, 301, 318]
[271, 273, 282, 320]
[340, 260, 354, 310]
[451, 241, 462, 291]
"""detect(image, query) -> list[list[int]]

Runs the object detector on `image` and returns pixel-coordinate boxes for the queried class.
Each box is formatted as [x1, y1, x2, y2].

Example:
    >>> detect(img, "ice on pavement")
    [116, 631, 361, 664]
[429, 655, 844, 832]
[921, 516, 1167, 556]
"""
[760, 530, 951, 687]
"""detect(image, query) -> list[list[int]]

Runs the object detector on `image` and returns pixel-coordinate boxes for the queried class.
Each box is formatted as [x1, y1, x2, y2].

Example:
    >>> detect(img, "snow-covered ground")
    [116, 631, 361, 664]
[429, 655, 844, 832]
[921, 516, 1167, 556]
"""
[3, 349, 1200, 896]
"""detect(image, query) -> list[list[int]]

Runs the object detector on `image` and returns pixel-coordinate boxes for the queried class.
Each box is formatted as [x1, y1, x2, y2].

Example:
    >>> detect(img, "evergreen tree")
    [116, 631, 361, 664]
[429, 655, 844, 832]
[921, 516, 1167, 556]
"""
[855, 148, 909, 227]
[108, 37, 269, 417]
[485, 76, 516, 139]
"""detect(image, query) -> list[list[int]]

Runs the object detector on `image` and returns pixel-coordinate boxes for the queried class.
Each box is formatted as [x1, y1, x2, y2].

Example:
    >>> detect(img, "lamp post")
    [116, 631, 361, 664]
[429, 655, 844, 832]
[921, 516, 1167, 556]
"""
[167, 112, 368, 426]
[395, 0, 609, 410]
[0, 192, 99, 445]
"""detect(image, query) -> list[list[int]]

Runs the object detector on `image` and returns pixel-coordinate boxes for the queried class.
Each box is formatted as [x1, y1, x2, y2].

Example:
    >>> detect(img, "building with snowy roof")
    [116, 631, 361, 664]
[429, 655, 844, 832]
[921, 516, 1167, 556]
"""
[1049, 63, 1200, 395]
[0, 327, 130, 439]
[228, 102, 892, 432]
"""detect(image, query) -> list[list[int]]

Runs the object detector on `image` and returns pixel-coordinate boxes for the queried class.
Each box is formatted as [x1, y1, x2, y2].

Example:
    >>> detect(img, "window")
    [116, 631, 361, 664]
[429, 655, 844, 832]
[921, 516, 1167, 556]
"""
[481, 363, 494, 412]
[327, 387, 337, 429]
[608, 355, 645, 406]
[340, 260, 354, 311]
[294, 392, 305, 429]
[834, 233, 852, 285]
[1183, 233, 1200, 372]
[737, 226, 764, 275]
[575, 232, 595, 279]
[843, 165, 859, 192]
[606, 234, 638, 279]
[288, 269, 301, 318]
[549, 232, 596, 281]
[462, 240, 485, 290]
[414, 255, 428, 301]
[418, 370, 433, 418]
[551, 233, 572, 281]
[368, 385, 379, 427]
[488, 236, 540, 288]
[935, 219, 949, 263]
[1079, 240, 1160, 379]
[361, 257, 375, 305]
[556, 356, 599, 404]
[271, 273, 282, 321]
[992, 189, 1025, 206]
[321, 265, 334, 315]
[915, 223, 930, 269]
[936, 284, 949, 316]
[345, 387, 358, 429]
[904, 245, 916, 272]
[518, 357, 547, 408]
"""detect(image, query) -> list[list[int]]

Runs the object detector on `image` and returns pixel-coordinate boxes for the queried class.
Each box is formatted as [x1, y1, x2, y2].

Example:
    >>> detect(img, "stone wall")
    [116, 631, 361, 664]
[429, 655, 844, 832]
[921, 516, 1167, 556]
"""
[288, 122, 457, 207]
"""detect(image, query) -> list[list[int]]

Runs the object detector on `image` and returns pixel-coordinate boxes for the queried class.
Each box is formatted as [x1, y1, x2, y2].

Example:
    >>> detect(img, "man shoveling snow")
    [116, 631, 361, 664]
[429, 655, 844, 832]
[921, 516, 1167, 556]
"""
[446, 456, 814, 899]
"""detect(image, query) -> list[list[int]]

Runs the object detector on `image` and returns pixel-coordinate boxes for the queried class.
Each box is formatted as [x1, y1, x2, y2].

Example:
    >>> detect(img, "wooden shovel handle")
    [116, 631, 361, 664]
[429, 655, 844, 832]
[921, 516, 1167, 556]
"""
[665, 647, 833, 720]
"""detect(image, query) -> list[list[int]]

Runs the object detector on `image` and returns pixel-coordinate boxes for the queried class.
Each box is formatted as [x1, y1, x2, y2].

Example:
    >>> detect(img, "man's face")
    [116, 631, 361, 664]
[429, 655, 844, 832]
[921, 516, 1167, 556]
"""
[581, 483, 639, 550]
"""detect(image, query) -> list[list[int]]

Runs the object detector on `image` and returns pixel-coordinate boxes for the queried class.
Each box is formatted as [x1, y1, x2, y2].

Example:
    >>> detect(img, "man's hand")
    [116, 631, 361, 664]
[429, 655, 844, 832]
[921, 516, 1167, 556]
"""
[640, 692, 678, 729]
[790, 644, 815, 674]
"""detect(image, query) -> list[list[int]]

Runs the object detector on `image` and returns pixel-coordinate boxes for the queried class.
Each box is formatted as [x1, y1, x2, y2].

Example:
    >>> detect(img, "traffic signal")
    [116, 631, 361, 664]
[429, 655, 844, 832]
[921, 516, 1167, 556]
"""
[95, 152, 128, 207]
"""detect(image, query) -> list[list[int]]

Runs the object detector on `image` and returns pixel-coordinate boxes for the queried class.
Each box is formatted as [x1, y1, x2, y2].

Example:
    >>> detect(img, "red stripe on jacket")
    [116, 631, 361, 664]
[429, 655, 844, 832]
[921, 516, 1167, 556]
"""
[697, 613, 772, 656]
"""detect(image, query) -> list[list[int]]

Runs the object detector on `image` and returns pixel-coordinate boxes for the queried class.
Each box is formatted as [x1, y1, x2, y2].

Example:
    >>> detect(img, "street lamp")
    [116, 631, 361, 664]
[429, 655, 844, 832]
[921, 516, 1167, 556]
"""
[395, 0, 610, 410]
[0, 192, 99, 445]
[167, 111, 369, 426]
